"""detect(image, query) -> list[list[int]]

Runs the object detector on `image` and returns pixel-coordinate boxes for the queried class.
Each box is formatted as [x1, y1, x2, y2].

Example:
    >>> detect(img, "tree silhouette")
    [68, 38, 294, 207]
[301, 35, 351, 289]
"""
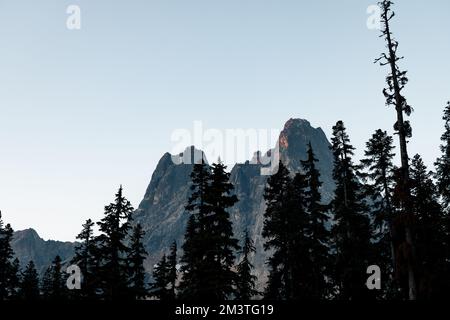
[151, 254, 170, 300]
[207, 161, 239, 299]
[375, 0, 417, 299]
[360, 129, 398, 298]
[8, 258, 20, 300]
[263, 161, 315, 299]
[235, 231, 258, 300]
[330, 121, 373, 300]
[71, 218, 97, 299]
[262, 161, 293, 300]
[435, 102, 450, 209]
[167, 241, 178, 300]
[41, 255, 67, 301]
[0, 211, 17, 300]
[179, 159, 239, 301]
[127, 223, 148, 300]
[19, 261, 40, 300]
[41, 267, 53, 299]
[301, 142, 331, 299]
[96, 186, 134, 300]
[434, 101, 450, 295]
[179, 159, 211, 300]
[409, 155, 449, 298]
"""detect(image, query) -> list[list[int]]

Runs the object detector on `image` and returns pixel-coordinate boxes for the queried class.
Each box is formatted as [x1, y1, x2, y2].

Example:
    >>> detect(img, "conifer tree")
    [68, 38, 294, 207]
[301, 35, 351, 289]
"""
[236, 231, 258, 300]
[207, 161, 239, 299]
[167, 241, 178, 300]
[360, 130, 398, 297]
[262, 161, 311, 300]
[0, 212, 17, 300]
[96, 186, 134, 300]
[179, 160, 211, 300]
[435, 102, 450, 209]
[8, 258, 20, 300]
[409, 155, 449, 298]
[150, 242, 177, 301]
[434, 101, 450, 293]
[179, 159, 239, 300]
[19, 261, 40, 300]
[151, 254, 170, 300]
[376, 0, 417, 299]
[127, 223, 148, 300]
[71, 219, 96, 299]
[41, 267, 53, 299]
[262, 161, 292, 300]
[301, 142, 331, 299]
[330, 121, 373, 300]
[41, 255, 67, 300]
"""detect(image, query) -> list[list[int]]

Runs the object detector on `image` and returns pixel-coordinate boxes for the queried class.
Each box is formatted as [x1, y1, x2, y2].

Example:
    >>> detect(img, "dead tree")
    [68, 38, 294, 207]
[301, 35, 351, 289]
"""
[375, 0, 417, 300]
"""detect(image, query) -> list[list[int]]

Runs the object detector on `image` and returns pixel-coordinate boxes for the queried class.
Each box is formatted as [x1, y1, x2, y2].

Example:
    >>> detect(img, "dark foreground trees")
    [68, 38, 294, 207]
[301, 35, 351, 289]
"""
[262, 143, 332, 300]
[329, 121, 373, 300]
[0, 211, 17, 300]
[179, 159, 239, 301]
[235, 231, 258, 300]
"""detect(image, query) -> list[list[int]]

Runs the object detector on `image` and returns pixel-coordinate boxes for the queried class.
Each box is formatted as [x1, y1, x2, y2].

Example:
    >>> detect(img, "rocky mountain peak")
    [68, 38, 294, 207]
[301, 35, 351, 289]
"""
[13, 228, 41, 242]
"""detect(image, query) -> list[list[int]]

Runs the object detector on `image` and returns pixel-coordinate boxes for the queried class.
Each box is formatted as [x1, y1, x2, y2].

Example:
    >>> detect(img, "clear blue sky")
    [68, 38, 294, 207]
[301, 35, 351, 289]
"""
[1, 0, 449, 241]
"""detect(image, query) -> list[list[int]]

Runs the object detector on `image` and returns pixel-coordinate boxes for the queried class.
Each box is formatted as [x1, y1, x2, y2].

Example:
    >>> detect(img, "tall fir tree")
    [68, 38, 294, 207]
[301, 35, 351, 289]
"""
[150, 243, 177, 300]
[179, 159, 211, 300]
[127, 223, 148, 300]
[0, 211, 17, 300]
[262, 161, 312, 300]
[376, 0, 417, 299]
[8, 258, 20, 300]
[436, 102, 450, 209]
[360, 130, 399, 298]
[207, 161, 239, 299]
[435, 101, 450, 211]
[71, 218, 97, 299]
[262, 161, 292, 300]
[42, 255, 67, 301]
[179, 159, 239, 300]
[235, 231, 258, 300]
[434, 101, 450, 293]
[96, 186, 134, 300]
[167, 241, 178, 300]
[330, 121, 373, 300]
[301, 142, 331, 299]
[409, 155, 449, 298]
[41, 267, 53, 299]
[19, 261, 40, 300]
[151, 254, 170, 300]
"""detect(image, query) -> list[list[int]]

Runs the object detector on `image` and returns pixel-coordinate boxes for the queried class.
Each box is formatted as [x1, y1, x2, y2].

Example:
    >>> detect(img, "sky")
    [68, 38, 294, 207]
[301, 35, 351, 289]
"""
[0, 0, 449, 241]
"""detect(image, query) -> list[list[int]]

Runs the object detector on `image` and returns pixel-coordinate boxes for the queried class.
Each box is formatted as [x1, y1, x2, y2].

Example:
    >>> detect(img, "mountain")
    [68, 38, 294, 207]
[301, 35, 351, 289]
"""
[10, 118, 334, 290]
[12, 228, 76, 274]
[133, 118, 335, 290]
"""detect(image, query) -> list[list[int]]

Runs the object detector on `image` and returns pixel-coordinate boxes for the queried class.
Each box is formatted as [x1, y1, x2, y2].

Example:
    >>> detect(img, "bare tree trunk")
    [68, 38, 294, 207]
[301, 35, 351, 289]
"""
[382, 167, 397, 283]
[383, 10, 417, 301]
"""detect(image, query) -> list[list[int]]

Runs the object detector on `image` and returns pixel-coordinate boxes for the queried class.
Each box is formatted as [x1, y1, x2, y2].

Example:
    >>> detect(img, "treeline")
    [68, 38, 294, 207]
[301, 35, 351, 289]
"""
[0, 186, 149, 301]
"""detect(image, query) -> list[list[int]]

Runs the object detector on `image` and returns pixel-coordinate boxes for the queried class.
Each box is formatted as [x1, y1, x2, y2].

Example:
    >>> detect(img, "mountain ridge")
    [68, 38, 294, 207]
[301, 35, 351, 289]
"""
[12, 118, 335, 290]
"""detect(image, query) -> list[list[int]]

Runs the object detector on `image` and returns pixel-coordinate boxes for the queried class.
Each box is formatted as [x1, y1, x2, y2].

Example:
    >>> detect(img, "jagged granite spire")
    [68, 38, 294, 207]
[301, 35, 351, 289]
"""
[132, 119, 335, 290]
